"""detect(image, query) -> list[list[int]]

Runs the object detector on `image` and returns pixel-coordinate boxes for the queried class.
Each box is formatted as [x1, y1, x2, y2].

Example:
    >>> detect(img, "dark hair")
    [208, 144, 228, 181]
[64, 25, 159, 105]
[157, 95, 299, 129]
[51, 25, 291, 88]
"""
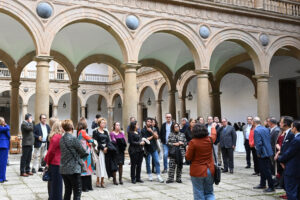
[281, 116, 294, 127]
[269, 117, 277, 125]
[25, 113, 32, 121]
[152, 118, 158, 127]
[77, 117, 87, 132]
[129, 121, 137, 132]
[95, 114, 101, 119]
[293, 120, 300, 132]
[171, 122, 180, 132]
[192, 124, 209, 138]
[113, 122, 120, 131]
[145, 117, 152, 123]
[39, 114, 46, 120]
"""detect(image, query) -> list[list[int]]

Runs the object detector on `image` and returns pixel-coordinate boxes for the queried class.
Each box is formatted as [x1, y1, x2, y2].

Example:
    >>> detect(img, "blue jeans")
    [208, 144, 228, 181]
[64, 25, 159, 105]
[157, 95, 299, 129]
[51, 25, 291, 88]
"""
[146, 151, 160, 174]
[163, 144, 168, 170]
[191, 169, 215, 200]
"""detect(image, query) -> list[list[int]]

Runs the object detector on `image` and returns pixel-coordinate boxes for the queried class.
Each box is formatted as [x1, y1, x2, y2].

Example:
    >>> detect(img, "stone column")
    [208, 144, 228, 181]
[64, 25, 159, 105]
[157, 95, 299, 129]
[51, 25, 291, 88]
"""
[107, 106, 114, 132]
[210, 91, 222, 119]
[156, 100, 162, 128]
[168, 90, 176, 121]
[255, 75, 269, 121]
[35, 56, 51, 123]
[10, 81, 21, 136]
[179, 96, 186, 119]
[80, 106, 86, 118]
[52, 105, 58, 118]
[138, 102, 144, 128]
[196, 70, 211, 119]
[122, 63, 139, 130]
[22, 104, 28, 121]
[70, 84, 79, 127]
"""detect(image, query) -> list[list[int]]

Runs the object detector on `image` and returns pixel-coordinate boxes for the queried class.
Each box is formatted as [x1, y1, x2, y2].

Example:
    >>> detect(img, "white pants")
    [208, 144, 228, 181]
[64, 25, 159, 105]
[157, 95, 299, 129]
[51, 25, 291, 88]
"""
[32, 143, 47, 170]
[96, 150, 107, 178]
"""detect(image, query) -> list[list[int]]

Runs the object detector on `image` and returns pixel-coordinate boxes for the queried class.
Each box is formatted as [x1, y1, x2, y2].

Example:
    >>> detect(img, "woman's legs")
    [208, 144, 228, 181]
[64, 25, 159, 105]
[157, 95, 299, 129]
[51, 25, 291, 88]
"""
[136, 151, 144, 181]
[203, 169, 215, 200]
[191, 176, 205, 200]
[49, 165, 62, 200]
[62, 175, 72, 200]
[118, 164, 123, 184]
[167, 158, 176, 182]
[0, 149, 8, 182]
[113, 171, 118, 185]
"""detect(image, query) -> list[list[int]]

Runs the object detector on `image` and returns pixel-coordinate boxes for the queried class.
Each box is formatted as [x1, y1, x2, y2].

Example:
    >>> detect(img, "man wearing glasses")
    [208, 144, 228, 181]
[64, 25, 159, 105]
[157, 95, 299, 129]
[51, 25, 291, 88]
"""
[32, 114, 51, 173]
[160, 113, 173, 173]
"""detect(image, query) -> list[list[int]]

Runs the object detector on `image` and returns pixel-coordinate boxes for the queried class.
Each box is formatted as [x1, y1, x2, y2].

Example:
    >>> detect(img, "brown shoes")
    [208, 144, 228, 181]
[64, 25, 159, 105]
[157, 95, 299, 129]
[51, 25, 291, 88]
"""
[27, 172, 33, 176]
[20, 173, 29, 177]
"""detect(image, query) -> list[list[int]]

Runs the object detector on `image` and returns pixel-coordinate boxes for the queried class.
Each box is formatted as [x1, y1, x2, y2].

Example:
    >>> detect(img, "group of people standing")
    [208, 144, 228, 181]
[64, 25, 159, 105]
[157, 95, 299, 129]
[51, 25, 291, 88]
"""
[242, 116, 300, 200]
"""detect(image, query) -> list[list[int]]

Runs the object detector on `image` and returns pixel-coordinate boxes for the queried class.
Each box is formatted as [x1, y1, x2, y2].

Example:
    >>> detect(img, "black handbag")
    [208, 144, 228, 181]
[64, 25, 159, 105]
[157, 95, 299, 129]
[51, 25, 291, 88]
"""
[209, 137, 221, 185]
[42, 166, 51, 181]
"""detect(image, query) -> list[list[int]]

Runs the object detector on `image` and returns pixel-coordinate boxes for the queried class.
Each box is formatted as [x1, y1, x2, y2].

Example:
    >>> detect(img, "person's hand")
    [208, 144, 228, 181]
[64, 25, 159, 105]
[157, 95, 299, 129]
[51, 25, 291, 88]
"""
[232, 146, 235, 149]
[88, 142, 93, 146]
[103, 147, 108, 154]
[186, 145, 189, 151]
[178, 141, 184, 145]
[280, 163, 285, 169]
[212, 123, 217, 129]
[274, 151, 280, 160]
[173, 142, 180, 146]
[147, 127, 153, 133]
[153, 133, 158, 140]
[140, 141, 145, 146]
[276, 144, 281, 151]
[29, 118, 33, 123]
[39, 136, 42, 141]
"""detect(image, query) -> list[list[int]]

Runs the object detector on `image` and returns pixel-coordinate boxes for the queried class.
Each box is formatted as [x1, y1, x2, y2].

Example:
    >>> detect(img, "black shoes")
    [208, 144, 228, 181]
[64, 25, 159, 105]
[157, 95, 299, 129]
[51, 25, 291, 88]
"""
[131, 179, 136, 184]
[176, 180, 182, 183]
[253, 185, 267, 189]
[136, 179, 144, 183]
[31, 168, 36, 174]
[38, 168, 43, 172]
[252, 172, 260, 176]
[162, 169, 167, 174]
[230, 169, 233, 174]
[264, 188, 275, 193]
[222, 169, 228, 173]
[245, 166, 251, 168]
[166, 180, 173, 184]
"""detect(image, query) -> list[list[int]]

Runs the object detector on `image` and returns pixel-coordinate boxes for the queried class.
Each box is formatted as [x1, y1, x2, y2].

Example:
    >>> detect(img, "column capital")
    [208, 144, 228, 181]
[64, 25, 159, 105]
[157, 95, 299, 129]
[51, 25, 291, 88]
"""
[34, 56, 53, 62]
[80, 105, 86, 108]
[22, 104, 28, 107]
[10, 81, 21, 88]
[156, 99, 163, 104]
[210, 91, 222, 97]
[122, 63, 141, 71]
[138, 102, 144, 106]
[108, 106, 115, 109]
[52, 105, 58, 108]
[69, 84, 80, 91]
[168, 90, 177, 95]
[195, 70, 211, 78]
[253, 74, 270, 82]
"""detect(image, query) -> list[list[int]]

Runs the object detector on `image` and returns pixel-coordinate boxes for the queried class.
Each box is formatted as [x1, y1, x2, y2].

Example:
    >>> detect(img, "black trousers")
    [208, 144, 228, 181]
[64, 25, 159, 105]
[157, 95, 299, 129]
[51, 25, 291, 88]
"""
[62, 173, 82, 200]
[250, 147, 259, 174]
[49, 165, 62, 200]
[221, 147, 234, 170]
[244, 139, 251, 167]
[20, 146, 33, 173]
[129, 151, 143, 181]
[258, 157, 274, 189]
[81, 175, 92, 191]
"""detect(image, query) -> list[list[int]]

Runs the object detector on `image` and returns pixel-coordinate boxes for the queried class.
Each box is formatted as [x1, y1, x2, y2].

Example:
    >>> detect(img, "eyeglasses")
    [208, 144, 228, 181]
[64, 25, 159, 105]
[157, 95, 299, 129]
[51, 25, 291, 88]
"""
[42, 118, 47, 120]
[166, 117, 171, 118]
[174, 126, 179, 128]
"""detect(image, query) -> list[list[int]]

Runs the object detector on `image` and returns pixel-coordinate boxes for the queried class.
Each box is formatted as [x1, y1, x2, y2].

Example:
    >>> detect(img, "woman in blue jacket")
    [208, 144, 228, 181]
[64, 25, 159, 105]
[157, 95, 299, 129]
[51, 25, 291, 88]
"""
[0, 117, 10, 183]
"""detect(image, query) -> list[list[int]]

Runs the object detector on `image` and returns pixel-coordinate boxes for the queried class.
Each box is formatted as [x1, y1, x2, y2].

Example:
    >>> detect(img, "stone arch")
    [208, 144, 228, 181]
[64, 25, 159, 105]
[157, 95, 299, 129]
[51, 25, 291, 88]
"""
[266, 36, 300, 73]
[0, 49, 16, 80]
[179, 71, 197, 99]
[82, 90, 109, 106]
[138, 84, 157, 103]
[206, 28, 264, 74]
[75, 54, 124, 85]
[158, 82, 168, 101]
[174, 62, 195, 86]
[54, 90, 71, 106]
[139, 59, 175, 91]
[45, 6, 132, 62]
[0, 1, 42, 55]
[16, 51, 75, 83]
[109, 91, 123, 108]
[25, 90, 55, 106]
[134, 18, 205, 69]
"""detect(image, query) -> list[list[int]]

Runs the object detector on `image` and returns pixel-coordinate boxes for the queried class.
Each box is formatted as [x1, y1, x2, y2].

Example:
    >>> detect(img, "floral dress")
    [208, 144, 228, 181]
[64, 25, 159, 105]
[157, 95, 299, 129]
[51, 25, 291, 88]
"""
[77, 130, 94, 175]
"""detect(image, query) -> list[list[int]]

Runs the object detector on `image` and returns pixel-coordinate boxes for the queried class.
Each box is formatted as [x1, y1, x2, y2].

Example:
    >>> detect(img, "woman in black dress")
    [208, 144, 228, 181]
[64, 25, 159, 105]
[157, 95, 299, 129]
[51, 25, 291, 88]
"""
[128, 121, 145, 184]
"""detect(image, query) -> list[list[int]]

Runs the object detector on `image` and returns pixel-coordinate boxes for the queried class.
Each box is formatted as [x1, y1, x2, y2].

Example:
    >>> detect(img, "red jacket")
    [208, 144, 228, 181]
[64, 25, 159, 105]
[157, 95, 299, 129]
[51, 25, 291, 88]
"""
[249, 127, 255, 148]
[44, 134, 62, 166]
[186, 128, 217, 177]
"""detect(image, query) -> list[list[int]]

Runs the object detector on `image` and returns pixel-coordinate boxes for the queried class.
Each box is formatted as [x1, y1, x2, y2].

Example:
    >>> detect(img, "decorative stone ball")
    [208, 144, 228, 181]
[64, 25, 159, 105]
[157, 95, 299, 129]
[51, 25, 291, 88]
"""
[126, 15, 139, 30]
[259, 34, 269, 46]
[36, 2, 52, 19]
[199, 26, 210, 39]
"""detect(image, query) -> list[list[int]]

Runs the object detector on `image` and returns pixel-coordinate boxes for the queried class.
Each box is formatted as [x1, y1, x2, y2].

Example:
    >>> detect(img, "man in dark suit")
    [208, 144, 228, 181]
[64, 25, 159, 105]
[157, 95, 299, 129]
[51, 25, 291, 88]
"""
[160, 113, 173, 173]
[267, 117, 280, 175]
[253, 117, 275, 192]
[278, 120, 300, 200]
[32, 114, 50, 173]
[242, 116, 253, 168]
[219, 118, 237, 173]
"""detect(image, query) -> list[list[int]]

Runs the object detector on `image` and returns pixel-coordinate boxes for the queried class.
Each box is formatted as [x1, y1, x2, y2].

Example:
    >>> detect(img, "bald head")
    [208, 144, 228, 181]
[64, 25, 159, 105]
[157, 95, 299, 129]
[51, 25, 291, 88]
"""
[253, 117, 261, 126]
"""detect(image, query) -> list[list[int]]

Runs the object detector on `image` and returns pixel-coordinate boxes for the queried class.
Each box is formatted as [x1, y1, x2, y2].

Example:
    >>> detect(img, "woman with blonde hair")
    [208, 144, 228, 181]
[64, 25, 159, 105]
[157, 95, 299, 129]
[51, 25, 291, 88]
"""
[44, 120, 63, 200]
[93, 118, 109, 188]
[0, 117, 10, 183]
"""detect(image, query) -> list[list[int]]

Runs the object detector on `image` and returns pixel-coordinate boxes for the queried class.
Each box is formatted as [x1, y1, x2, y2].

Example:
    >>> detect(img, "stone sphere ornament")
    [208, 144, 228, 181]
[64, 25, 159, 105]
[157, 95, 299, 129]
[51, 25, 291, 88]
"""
[199, 26, 210, 39]
[259, 34, 269, 46]
[36, 2, 53, 19]
[126, 15, 139, 30]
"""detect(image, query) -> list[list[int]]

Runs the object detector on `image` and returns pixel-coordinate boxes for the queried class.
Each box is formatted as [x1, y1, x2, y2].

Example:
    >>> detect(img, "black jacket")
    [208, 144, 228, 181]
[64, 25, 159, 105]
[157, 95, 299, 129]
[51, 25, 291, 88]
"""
[128, 131, 143, 154]
[219, 125, 237, 149]
[141, 126, 157, 153]
[160, 122, 173, 144]
[33, 123, 50, 148]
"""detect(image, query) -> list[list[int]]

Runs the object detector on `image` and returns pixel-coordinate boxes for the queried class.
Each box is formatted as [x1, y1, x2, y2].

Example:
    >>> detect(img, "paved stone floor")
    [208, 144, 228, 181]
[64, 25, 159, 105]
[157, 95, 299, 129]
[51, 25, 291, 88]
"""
[1, 153, 284, 200]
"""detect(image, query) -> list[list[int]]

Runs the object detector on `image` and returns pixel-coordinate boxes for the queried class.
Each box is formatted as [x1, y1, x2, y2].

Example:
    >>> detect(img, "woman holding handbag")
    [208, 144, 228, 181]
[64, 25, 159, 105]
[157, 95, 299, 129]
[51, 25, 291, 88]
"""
[186, 123, 217, 200]
[77, 117, 94, 192]
[60, 119, 88, 200]
[166, 123, 187, 183]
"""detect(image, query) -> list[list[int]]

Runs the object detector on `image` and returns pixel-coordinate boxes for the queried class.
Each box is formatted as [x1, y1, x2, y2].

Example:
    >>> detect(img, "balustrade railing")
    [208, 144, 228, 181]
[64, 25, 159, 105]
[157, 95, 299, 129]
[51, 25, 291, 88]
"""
[0, 68, 10, 77]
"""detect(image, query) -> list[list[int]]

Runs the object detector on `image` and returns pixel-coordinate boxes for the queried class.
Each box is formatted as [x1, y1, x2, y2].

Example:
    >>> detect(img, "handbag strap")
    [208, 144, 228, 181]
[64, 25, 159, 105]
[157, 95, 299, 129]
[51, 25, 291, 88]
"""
[209, 137, 218, 165]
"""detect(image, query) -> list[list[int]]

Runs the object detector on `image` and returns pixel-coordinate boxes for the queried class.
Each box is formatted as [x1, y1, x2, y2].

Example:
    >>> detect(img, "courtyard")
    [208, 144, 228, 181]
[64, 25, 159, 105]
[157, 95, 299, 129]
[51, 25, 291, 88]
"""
[1, 153, 284, 200]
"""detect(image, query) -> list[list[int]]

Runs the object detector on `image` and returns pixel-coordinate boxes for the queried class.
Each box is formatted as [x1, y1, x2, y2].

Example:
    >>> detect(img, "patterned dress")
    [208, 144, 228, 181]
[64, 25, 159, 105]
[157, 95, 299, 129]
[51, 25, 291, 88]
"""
[77, 130, 94, 176]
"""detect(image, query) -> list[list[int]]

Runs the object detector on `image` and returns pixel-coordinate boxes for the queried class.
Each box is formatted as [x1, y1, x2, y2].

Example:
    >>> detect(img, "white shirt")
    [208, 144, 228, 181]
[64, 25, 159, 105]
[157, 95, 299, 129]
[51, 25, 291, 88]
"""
[245, 124, 251, 140]
[284, 128, 292, 141]
[40, 123, 48, 142]
[166, 122, 172, 142]
[207, 124, 212, 136]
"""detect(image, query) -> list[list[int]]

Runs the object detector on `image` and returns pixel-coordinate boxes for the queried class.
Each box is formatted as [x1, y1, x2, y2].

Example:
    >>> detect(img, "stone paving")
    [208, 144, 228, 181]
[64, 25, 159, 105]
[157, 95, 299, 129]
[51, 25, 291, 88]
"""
[1, 153, 285, 200]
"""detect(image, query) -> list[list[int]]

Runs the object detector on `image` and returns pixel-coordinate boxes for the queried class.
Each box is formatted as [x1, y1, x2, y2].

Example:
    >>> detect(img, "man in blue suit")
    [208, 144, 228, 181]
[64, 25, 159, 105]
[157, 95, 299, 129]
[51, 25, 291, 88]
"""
[278, 120, 300, 200]
[252, 117, 275, 192]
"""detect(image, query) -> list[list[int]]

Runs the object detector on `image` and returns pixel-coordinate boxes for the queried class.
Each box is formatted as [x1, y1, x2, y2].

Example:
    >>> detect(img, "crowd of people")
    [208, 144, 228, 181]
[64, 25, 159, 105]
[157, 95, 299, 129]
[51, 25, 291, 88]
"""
[0, 112, 299, 200]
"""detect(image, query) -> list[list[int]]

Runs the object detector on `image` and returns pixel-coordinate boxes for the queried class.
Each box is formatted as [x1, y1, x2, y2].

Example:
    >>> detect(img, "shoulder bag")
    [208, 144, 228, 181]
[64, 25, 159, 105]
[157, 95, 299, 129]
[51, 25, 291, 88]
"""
[209, 137, 221, 185]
